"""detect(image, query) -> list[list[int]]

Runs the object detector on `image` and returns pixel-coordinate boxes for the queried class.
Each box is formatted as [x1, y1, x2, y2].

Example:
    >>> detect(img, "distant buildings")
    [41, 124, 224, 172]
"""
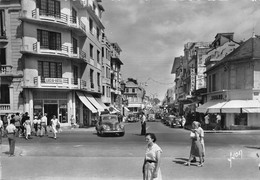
[171, 32, 260, 129]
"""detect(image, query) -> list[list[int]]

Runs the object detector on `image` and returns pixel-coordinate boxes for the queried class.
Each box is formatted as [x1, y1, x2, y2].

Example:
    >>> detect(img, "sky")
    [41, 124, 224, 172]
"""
[101, 0, 260, 101]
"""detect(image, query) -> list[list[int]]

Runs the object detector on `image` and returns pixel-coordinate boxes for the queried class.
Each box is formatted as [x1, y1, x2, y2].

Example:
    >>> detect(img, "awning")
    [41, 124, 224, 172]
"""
[196, 101, 224, 113]
[128, 103, 142, 108]
[221, 100, 260, 113]
[76, 92, 97, 113]
[95, 98, 109, 110]
[208, 101, 227, 113]
[124, 106, 130, 112]
[85, 94, 105, 112]
[109, 105, 120, 114]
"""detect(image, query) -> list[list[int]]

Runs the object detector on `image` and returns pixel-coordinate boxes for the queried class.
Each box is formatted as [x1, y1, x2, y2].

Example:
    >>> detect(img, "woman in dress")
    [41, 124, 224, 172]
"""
[51, 115, 60, 139]
[198, 122, 205, 162]
[143, 133, 162, 180]
[23, 118, 31, 140]
[184, 121, 204, 167]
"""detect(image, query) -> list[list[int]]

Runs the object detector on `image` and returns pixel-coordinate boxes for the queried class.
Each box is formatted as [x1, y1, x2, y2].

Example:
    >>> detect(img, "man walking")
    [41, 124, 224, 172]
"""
[141, 113, 146, 135]
[6, 119, 17, 157]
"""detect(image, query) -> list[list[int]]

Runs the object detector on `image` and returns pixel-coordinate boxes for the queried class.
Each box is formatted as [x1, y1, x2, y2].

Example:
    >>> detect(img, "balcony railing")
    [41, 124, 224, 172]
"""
[33, 42, 69, 56]
[0, 104, 11, 111]
[33, 76, 88, 90]
[0, 30, 7, 40]
[27, 9, 86, 34]
[0, 65, 13, 75]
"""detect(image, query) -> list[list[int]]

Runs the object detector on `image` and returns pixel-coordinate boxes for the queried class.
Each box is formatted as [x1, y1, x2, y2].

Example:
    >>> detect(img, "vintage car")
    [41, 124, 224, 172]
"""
[95, 114, 125, 136]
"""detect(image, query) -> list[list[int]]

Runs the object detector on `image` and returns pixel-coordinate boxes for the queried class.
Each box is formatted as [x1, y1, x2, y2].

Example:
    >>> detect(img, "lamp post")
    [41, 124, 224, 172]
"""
[120, 81, 126, 116]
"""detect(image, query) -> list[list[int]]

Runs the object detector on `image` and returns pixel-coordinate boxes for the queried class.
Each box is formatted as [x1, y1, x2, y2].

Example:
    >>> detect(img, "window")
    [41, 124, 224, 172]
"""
[97, 50, 100, 63]
[36, 0, 61, 17]
[0, 84, 9, 104]
[0, 48, 6, 65]
[106, 67, 109, 78]
[38, 61, 62, 80]
[102, 86, 105, 96]
[96, 27, 100, 40]
[97, 72, 100, 87]
[37, 29, 61, 50]
[90, 44, 94, 59]
[234, 113, 248, 126]
[208, 75, 212, 92]
[0, 9, 5, 38]
[90, 69, 94, 88]
[126, 88, 129, 93]
[73, 66, 78, 85]
[102, 47, 104, 58]
[212, 74, 216, 91]
[72, 37, 77, 54]
[72, 8, 77, 24]
[132, 88, 135, 93]
[89, 18, 93, 34]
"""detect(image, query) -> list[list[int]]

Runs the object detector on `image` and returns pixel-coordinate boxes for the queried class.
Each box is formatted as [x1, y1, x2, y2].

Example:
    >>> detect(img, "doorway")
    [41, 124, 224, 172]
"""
[44, 104, 58, 125]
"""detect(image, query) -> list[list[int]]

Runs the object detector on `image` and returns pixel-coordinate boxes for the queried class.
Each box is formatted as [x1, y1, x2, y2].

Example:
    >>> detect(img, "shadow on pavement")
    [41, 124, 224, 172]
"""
[244, 146, 260, 149]
[172, 157, 189, 165]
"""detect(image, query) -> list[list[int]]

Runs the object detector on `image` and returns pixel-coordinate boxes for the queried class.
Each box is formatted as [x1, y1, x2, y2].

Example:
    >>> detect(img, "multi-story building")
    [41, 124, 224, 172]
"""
[110, 42, 123, 111]
[124, 78, 146, 113]
[0, 0, 23, 118]
[14, 0, 112, 126]
[198, 35, 260, 129]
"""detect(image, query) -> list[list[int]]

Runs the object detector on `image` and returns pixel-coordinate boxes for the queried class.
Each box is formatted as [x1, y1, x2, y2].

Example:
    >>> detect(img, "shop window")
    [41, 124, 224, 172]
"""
[0, 84, 9, 104]
[234, 113, 247, 126]
[33, 100, 43, 116]
[59, 100, 67, 123]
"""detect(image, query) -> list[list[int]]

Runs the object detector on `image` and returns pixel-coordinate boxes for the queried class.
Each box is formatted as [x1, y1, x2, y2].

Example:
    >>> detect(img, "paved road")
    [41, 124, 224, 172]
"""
[1, 120, 260, 180]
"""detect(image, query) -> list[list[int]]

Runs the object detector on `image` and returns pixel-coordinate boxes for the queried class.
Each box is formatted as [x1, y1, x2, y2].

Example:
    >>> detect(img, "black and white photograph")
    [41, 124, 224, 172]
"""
[1, 0, 260, 179]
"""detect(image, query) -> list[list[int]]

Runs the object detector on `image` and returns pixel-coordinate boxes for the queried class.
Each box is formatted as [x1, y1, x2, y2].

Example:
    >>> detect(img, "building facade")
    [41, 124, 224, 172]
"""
[0, 0, 124, 127]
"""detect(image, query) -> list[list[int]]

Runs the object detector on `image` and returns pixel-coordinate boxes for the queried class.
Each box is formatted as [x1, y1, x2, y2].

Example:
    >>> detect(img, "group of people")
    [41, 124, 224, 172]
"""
[141, 120, 205, 180]
[0, 112, 62, 157]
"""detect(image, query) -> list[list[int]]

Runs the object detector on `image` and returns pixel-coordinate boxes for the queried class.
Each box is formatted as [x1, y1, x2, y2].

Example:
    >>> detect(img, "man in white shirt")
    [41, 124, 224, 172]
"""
[40, 113, 48, 136]
[141, 113, 146, 135]
[6, 119, 17, 156]
[204, 114, 210, 130]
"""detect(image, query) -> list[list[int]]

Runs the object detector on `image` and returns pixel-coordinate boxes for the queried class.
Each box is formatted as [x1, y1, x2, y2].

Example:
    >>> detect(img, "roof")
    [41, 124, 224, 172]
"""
[171, 56, 182, 74]
[206, 36, 260, 73]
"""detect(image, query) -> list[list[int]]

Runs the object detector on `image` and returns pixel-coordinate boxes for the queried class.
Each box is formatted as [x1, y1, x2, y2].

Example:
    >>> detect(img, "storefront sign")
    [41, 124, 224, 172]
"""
[45, 78, 63, 84]
[190, 68, 195, 92]
[211, 94, 223, 100]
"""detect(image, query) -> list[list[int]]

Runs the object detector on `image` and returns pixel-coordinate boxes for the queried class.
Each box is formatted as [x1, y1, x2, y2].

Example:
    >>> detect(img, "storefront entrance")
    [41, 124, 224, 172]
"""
[44, 104, 58, 125]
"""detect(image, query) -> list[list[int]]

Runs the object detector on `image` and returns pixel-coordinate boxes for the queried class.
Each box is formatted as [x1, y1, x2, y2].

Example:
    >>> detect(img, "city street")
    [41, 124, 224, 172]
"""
[1, 120, 260, 180]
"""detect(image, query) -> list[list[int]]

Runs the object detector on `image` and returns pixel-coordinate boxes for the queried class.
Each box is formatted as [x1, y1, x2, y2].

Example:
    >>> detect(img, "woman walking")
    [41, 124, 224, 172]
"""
[23, 118, 32, 140]
[51, 115, 60, 139]
[143, 133, 162, 180]
[184, 121, 204, 167]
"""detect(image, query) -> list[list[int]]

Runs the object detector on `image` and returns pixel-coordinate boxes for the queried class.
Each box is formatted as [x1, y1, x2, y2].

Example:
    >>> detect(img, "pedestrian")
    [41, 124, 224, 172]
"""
[204, 114, 210, 130]
[181, 115, 186, 128]
[141, 113, 146, 135]
[33, 116, 38, 136]
[21, 112, 29, 137]
[70, 115, 76, 129]
[40, 113, 48, 137]
[23, 118, 32, 140]
[14, 112, 21, 137]
[198, 122, 205, 162]
[5, 119, 17, 157]
[142, 133, 162, 180]
[2, 113, 9, 137]
[36, 115, 42, 137]
[50, 115, 60, 139]
[184, 121, 204, 167]
[213, 114, 222, 130]
[0, 117, 3, 144]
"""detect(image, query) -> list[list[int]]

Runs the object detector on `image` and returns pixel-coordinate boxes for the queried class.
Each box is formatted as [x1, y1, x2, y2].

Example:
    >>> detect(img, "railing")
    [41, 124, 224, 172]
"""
[0, 104, 11, 111]
[33, 76, 88, 90]
[32, 42, 69, 55]
[30, 9, 86, 34]
[0, 65, 13, 75]
[0, 31, 7, 39]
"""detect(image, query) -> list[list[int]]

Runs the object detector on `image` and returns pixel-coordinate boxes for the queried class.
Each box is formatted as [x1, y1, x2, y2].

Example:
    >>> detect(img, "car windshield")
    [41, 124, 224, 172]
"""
[102, 116, 118, 123]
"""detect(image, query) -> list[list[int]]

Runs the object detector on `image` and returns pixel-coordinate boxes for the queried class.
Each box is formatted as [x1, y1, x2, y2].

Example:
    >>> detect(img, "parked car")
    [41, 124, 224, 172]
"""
[170, 117, 182, 128]
[127, 113, 139, 122]
[148, 114, 156, 121]
[165, 115, 175, 126]
[95, 114, 125, 136]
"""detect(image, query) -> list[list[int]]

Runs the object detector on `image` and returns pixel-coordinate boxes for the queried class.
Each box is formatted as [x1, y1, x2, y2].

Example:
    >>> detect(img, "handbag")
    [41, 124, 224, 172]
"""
[190, 131, 196, 138]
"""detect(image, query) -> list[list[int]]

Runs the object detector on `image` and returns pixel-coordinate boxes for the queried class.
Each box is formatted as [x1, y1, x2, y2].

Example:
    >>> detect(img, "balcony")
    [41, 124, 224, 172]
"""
[0, 65, 13, 76]
[0, 31, 8, 42]
[19, 9, 87, 37]
[0, 104, 11, 112]
[32, 76, 88, 90]
[32, 42, 69, 57]
[70, 47, 90, 64]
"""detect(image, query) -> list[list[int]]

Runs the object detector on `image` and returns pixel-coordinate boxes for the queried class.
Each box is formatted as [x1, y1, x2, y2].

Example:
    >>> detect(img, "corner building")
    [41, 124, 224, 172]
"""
[19, 0, 106, 126]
